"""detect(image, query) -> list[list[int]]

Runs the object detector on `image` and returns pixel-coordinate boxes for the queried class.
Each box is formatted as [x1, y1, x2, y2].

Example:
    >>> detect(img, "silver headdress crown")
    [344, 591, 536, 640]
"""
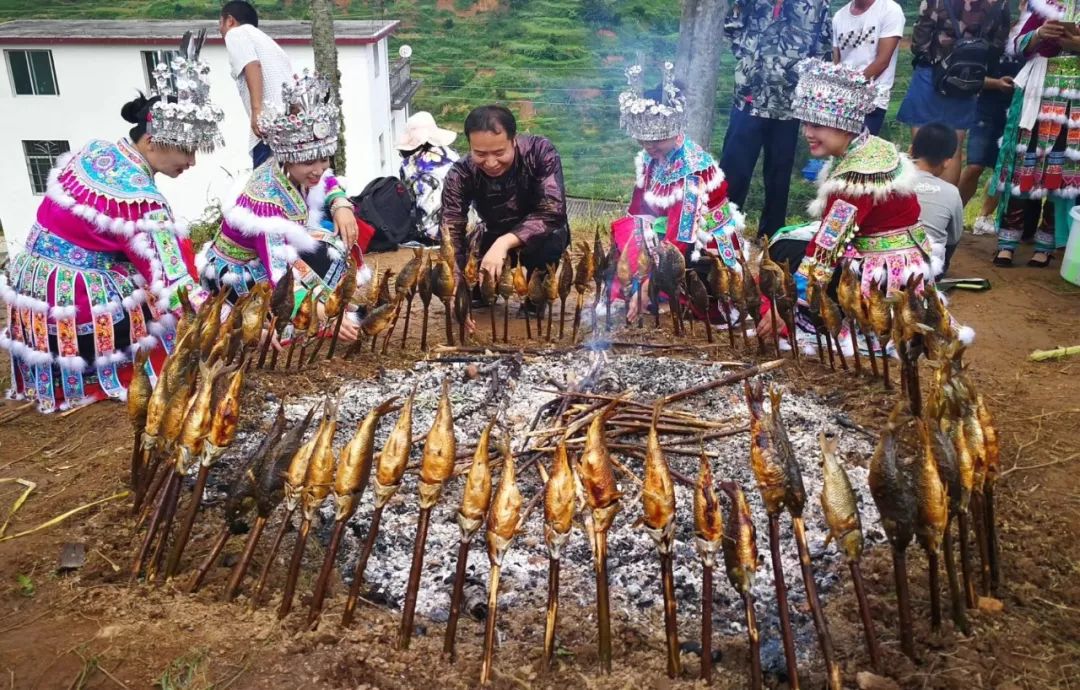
[618, 61, 686, 141]
[148, 30, 225, 153]
[258, 70, 341, 164]
[792, 59, 880, 134]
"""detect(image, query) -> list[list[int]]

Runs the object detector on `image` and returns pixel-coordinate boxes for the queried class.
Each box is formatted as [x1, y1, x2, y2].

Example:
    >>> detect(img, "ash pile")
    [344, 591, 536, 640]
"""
[223, 348, 879, 669]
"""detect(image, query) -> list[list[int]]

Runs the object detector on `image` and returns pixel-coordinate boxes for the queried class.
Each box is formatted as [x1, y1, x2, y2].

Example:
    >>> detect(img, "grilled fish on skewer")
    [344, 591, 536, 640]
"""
[400, 379, 457, 648]
[694, 450, 722, 682]
[543, 262, 559, 340]
[419, 253, 434, 350]
[445, 418, 495, 660]
[642, 405, 681, 678]
[498, 261, 514, 343]
[541, 438, 576, 670]
[720, 481, 763, 690]
[342, 388, 416, 627]
[479, 433, 522, 686]
[819, 432, 881, 670]
[557, 250, 573, 340]
[869, 406, 917, 658]
[916, 419, 950, 632]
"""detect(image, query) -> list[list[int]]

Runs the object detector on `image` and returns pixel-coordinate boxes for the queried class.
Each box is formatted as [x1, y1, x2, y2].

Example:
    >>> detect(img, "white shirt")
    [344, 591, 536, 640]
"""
[832, 0, 905, 110]
[224, 24, 294, 151]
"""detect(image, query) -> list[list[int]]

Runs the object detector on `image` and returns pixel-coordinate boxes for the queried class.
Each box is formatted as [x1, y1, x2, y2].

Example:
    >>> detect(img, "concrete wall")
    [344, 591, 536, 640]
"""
[0, 37, 395, 256]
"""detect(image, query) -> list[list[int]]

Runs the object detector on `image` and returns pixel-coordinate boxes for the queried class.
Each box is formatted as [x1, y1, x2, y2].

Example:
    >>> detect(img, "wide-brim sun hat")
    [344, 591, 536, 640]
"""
[397, 111, 457, 150]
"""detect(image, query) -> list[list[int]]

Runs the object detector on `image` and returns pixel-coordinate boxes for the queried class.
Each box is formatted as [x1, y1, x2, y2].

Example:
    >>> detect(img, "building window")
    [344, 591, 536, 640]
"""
[6, 50, 58, 95]
[373, 41, 380, 79]
[141, 50, 178, 92]
[379, 133, 387, 171]
[23, 140, 70, 194]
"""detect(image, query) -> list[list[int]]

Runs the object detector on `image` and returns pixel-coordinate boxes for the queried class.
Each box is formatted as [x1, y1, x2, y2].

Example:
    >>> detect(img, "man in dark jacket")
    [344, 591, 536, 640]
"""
[440, 105, 570, 280]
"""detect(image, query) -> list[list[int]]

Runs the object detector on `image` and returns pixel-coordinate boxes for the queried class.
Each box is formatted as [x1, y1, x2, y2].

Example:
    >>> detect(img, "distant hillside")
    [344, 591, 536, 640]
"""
[1, 1, 921, 221]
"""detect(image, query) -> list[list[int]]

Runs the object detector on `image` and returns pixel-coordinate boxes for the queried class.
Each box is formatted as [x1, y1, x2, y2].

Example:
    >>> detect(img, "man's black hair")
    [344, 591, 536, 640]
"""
[911, 122, 958, 167]
[221, 1, 259, 27]
[464, 105, 517, 140]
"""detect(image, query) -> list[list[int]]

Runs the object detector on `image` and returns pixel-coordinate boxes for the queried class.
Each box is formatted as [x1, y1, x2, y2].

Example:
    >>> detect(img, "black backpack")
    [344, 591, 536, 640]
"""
[932, 0, 1004, 98]
[352, 176, 420, 252]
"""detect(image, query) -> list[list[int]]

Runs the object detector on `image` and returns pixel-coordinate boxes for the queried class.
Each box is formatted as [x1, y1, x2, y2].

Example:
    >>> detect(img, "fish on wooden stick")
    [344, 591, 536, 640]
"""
[342, 387, 415, 627]
[557, 249, 574, 340]
[314, 255, 358, 362]
[819, 432, 882, 670]
[478, 433, 523, 687]
[308, 396, 399, 627]
[444, 418, 495, 661]
[395, 248, 424, 349]
[541, 438, 577, 671]
[572, 241, 593, 343]
[497, 261, 514, 343]
[279, 397, 339, 619]
[577, 406, 622, 674]
[418, 253, 434, 350]
[693, 447, 722, 683]
[399, 379, 457, 649]
[721, 481, 763, 690]
[642, 404, 680, 679]
[262, 269, 294, 369]
[915, 419, 949, 633]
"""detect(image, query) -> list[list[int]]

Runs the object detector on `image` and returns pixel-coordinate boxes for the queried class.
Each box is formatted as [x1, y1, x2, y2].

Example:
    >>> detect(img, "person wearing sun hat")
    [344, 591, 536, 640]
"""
[398, 111, 460, 244]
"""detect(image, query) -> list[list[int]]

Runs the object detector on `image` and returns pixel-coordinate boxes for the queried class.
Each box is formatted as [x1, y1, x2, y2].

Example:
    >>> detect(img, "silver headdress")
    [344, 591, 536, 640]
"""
[258, 70, 340, 164]
[618, 61, 687, 141]
[792, 59, 879, 134]
[148, 30, 225, 153]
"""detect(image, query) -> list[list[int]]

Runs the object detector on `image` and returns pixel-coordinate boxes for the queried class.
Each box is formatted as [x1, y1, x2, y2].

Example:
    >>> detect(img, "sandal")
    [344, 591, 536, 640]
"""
[993, 249, 1014, 267]
[1027, 251, 1054, 268]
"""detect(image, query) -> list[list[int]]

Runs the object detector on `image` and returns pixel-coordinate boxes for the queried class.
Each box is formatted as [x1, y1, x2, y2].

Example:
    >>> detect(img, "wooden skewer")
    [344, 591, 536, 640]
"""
[186, 524, 230, 594]
[928, 548, 942, 633]
[848, 560, 883, 671]
[341, 504, 385, 627]
[249, 509, 293, 610]
[700, 560, 714, 682]
[164, 459, 212, 579]
[478, 563, 502, 686]
[768, 514, 800, 689]
[256, 316, 277, 369]
[792, 516, 840, 690]
[958, 510, 976, 608]
[307, 520, 347, 627]
[659, 547, 681, 678]
[942, 519, 970, 636]
[277, 516, 312, 619]
[398, 506, 434, 649]
[400, 294, 415, 348]
[443, 531, 475, 661]
[893, 546, 915, 659]
[222, 514, 267, 601]
[542, 555, 561, 672]
[742, 588, 763, 690]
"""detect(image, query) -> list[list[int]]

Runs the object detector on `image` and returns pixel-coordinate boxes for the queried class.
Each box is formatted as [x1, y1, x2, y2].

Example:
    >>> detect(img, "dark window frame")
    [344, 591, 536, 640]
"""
[141, 49, 178, 93]
[5, 49, 59, 96]
[22, 140, 71, 195]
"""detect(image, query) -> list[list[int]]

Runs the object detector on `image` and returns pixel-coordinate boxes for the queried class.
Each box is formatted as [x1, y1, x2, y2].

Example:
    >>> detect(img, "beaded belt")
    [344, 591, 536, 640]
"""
[28, 224, 127, 271]
[852, 225, 929, 255]
[210, 232, 258, 262]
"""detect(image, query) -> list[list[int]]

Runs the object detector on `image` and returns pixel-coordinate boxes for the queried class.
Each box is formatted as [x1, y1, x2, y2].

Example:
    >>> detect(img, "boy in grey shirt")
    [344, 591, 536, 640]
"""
[911, 123, 964, 277]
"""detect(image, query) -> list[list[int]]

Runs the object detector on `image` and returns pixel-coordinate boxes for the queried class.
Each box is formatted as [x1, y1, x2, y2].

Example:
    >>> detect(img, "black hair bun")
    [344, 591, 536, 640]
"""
[121, 93, 158, 124]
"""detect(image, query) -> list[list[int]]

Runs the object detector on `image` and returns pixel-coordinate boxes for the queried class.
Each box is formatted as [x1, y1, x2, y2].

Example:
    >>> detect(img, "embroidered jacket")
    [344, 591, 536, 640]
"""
[440, 134, 568, 268]
[1, 138, 204, 412]
[198, 160, 364, 305]
[627, 137, 744, 266]
[800, 134, 929, 295]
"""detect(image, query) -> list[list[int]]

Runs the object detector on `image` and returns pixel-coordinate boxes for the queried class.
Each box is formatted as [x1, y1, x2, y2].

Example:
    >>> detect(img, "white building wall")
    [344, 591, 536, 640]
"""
[0, 37, 394, 257]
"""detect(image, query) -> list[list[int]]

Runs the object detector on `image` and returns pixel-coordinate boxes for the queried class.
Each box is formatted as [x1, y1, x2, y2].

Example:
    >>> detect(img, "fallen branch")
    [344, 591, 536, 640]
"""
[662, 359, 786, 405]
[0, 491, 129, 543]
[1029, 345, 1080, 362]
[1001, 452, 1080, 479]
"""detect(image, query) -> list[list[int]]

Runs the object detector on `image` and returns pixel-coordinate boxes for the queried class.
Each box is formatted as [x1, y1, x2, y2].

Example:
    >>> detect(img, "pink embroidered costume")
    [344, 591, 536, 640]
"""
[612, 62, 745, 305]
[789, 60, 933, 297]
[199, 71, 370, 307]
[0, 32, 223, 412]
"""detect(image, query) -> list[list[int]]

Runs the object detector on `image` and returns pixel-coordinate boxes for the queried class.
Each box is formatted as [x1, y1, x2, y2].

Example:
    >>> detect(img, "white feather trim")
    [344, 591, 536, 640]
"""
[222, 271, 242, 286]
[50, 304, 78, 320]
[132, 335, 160, 354]
[56, 355, 88, 371]
[957, 325, 976, 345]
[305, 169, 333, 230]
[223, 203, 319, 254]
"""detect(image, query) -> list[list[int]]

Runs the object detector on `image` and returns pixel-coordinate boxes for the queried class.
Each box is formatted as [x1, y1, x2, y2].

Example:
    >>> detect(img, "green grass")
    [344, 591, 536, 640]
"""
[0, 0, 925, 226]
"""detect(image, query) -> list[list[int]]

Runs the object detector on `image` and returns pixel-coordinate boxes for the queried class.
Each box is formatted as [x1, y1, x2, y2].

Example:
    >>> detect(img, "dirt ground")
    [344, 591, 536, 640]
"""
[0, 234, 1078, 690]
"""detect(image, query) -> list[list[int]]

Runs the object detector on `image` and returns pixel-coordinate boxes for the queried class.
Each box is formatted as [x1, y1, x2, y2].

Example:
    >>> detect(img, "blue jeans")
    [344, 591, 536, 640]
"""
[252, 141, 272, 168]
[719, 105, 800, 237]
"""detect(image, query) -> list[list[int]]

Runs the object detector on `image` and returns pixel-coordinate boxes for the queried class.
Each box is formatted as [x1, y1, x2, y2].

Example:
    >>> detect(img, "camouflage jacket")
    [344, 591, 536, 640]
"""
[911, 0, 1011, 66]
[725, 0, 833, 120]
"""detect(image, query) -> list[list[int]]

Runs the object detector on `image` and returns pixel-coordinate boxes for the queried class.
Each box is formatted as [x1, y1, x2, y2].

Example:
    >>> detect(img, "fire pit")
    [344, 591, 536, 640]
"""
[215, 348, 881, 676]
